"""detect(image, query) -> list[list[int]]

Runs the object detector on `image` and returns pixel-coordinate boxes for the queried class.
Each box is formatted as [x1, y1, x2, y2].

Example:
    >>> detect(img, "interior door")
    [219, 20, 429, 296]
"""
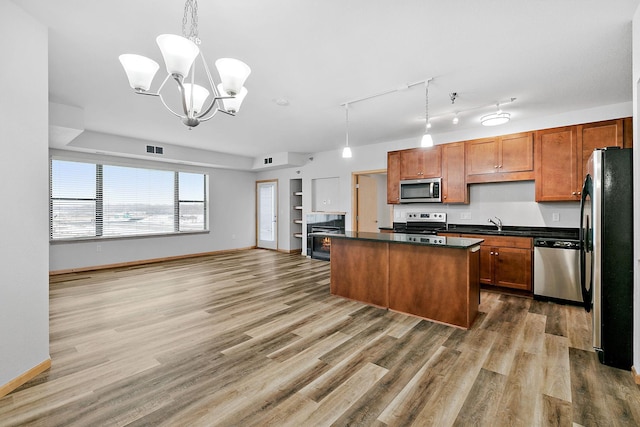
[257, 180, 277, 250]
[357, 175, 378, 232]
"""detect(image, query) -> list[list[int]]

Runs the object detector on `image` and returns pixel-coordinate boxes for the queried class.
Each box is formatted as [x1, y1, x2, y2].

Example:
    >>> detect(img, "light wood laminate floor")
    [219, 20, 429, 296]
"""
[1, 249, 639, 426]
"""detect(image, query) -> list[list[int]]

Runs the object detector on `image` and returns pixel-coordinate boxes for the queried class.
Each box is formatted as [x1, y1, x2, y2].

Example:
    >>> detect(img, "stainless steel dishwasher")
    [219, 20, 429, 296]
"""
[533, 238, 582, 305]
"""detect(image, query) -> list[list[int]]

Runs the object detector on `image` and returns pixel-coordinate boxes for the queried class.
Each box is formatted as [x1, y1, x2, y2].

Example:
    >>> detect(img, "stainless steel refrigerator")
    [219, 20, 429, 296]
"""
[580, 147, 633, 370]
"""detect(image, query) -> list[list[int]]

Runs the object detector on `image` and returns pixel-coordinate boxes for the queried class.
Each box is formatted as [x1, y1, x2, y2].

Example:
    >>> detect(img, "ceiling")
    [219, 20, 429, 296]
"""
[12, 0, 640, 160]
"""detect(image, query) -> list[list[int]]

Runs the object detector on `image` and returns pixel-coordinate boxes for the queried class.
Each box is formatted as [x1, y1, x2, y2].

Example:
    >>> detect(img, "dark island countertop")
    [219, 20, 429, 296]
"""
[320, 231, 484, 249]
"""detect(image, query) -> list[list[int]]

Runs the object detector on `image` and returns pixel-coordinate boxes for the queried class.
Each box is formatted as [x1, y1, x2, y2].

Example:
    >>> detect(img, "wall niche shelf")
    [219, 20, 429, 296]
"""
[291, 180, 303, 250]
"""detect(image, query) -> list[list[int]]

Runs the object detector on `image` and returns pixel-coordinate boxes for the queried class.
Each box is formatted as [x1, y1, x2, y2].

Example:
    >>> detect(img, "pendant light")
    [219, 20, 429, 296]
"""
[342, 104, 352, 158]
[421, 79, 434, 147]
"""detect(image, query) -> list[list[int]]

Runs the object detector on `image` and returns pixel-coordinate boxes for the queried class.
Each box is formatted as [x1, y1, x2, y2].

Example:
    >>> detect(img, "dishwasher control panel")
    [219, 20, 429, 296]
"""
[534, 238, 580, 249]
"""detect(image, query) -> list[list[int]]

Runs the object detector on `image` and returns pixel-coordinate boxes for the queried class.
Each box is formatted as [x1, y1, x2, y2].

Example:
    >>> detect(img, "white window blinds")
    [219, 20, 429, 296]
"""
[50, 159, 208, 240]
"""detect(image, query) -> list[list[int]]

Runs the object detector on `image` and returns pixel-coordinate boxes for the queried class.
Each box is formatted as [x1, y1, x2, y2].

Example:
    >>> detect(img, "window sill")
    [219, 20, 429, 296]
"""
[49, 230, 210, 244]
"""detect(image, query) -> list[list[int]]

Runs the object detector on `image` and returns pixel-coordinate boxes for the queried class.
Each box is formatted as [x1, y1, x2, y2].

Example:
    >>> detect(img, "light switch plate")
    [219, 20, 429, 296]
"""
[552, 212, 560, 222]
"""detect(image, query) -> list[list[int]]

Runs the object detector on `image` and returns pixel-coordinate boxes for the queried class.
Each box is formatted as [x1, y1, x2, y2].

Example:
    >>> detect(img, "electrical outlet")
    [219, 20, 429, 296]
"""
[552, 212, 560, 222]
[96, 244, 102, 252]
[460, 212, 472, 220]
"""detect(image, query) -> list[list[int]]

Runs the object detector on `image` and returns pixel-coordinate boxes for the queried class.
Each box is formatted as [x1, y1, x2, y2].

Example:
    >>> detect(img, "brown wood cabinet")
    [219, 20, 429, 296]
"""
[387, 151, 401, 204]
[385, 117, 631, 205]
[331, 236, 480, 329]
[330, 238, 389, 307]
[441, 142, 468, 204]
[399, 146, 442, 179]
[535, 119, 626, 202]
[464, 234, 532, 291]
[466, 132, 534, 184]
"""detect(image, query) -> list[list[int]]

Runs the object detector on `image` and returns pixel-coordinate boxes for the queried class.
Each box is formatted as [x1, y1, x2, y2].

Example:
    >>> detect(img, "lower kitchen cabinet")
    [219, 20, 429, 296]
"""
[465, 234, 532, 292]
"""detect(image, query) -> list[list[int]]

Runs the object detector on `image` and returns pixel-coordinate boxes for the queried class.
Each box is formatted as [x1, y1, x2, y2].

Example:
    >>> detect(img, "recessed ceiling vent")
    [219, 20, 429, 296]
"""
[146, 145, 164, 154]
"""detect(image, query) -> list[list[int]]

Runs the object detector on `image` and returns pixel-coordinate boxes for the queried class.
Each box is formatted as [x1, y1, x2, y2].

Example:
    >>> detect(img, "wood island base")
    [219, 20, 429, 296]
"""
[330, 237, 480, 329]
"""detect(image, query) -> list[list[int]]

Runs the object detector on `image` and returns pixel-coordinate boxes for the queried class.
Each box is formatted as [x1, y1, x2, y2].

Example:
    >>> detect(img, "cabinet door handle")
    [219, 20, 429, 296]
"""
[499, 165, 503, 168]
[490, 251, 494, 255]
[572, 191, 577, 195]
[494, 165, 499, 169]
[495, 252, 499, 256]
[577, 191, 581, 195]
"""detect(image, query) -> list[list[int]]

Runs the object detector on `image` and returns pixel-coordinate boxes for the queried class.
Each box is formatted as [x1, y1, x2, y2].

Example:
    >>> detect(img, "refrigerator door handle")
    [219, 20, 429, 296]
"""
[579, 175, 593, 312]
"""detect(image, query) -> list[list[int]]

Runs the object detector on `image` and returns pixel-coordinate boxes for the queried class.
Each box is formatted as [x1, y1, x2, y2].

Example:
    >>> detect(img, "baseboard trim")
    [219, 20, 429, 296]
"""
[49, 246, 257, 275]
[277, 248, 305, 254]
[0, 358, 51, 399]
[633, 366, 640, 385]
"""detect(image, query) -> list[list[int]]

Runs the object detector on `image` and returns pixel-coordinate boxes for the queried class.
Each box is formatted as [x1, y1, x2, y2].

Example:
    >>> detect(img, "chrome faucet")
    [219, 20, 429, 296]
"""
[488, 217, 503, 231]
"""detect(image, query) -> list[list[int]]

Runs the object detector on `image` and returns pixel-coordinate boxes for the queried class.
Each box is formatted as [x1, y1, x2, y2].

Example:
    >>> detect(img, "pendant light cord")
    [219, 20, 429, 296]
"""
[345, 104, 350, 147]
[425, 79, 430, 132]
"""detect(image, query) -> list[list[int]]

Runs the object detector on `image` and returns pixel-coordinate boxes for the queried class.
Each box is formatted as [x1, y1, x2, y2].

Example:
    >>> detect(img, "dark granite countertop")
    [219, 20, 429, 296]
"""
[316, 231, 484, 249]
[443, 224, 579, 240]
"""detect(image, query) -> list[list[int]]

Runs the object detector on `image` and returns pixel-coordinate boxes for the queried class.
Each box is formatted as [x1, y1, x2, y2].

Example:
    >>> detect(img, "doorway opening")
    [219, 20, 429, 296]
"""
[351, 169, 390, 232]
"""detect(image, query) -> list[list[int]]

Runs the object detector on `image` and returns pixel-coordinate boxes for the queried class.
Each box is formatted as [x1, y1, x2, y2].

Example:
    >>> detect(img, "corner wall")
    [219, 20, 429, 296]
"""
[0, 0, 50, 388]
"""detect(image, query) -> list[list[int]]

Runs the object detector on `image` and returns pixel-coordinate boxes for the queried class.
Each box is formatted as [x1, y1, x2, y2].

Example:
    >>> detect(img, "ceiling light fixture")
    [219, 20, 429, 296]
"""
[421, 79, 434, 147]
[342, 104, 353, 158]
[481, 103, 511, 126]
[118, 0, 250, 128]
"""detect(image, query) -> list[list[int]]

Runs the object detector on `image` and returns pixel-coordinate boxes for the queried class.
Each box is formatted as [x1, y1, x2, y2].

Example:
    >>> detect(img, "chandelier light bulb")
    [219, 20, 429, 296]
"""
[342, 146, 353, 158]
[118, 54, 159, 92]
[156, 34, 200, 77]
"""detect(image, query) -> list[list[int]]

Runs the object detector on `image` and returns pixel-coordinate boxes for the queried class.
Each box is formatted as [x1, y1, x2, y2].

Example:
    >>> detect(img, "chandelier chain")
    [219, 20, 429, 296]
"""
[182, 0, 200, 44]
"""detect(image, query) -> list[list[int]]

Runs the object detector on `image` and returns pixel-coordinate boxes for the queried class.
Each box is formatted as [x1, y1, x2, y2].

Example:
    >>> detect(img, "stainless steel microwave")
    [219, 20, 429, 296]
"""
[399, 178, 442, 203]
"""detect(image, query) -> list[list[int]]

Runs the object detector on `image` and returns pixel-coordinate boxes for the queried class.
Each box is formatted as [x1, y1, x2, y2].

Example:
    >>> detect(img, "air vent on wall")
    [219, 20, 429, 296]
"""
[146, 145, 164, 155]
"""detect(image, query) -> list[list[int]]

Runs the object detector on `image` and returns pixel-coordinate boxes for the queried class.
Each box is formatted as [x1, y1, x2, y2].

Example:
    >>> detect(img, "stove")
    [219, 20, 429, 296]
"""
[395, 212, 447, 235]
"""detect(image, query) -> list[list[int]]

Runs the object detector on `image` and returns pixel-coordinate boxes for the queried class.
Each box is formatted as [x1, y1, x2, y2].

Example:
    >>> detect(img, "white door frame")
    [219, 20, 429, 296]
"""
[256, 179, 278, 250]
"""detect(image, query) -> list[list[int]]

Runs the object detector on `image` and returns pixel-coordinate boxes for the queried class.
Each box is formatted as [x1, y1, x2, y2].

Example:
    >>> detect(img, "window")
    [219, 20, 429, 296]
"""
[50, 159, 208, 240]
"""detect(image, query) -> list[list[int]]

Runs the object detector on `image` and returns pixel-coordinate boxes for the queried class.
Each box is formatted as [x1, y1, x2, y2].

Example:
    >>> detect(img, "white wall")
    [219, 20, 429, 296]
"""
[0, 0, 50, 386]
[632, 4, 640, 376]
[49, 150, 256, 272]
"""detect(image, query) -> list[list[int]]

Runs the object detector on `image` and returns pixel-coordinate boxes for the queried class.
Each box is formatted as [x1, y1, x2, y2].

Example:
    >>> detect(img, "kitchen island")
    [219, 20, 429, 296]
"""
[329, 232, 483, 329]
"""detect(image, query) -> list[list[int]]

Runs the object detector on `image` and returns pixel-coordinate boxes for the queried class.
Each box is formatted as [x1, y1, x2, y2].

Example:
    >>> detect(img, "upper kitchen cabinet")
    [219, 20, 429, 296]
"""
[441, 142, 468, 204]
[577, 119, 624, 180]
[534, 126, 579, 202]
[535, 119, 628, 202]
[387, 151, 401, 204]
[399, 146, 442, 180]
[465, 132, 534, 183]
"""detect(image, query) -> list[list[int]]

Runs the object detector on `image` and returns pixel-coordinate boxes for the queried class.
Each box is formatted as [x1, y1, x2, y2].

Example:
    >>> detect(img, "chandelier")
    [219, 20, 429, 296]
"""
[118, 0, 251, 128]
